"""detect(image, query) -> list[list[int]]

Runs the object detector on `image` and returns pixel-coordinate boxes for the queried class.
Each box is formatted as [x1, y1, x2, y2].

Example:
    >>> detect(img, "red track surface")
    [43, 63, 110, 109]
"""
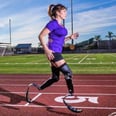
[0, 74, 116, 116]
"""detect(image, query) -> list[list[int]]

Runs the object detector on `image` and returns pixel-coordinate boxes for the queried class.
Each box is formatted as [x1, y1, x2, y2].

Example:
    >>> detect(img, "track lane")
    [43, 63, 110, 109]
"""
[0, 74, 116, 116]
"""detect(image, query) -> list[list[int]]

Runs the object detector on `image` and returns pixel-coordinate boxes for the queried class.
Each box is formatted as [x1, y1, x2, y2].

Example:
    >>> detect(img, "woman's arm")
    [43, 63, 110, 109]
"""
[65, 32, 79, 41]
[38, 28, 54, 60]
[38, 28, 50, 51]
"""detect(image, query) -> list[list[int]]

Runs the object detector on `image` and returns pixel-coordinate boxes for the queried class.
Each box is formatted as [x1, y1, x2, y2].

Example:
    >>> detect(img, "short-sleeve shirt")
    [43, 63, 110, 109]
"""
[45, 19, 68, 53]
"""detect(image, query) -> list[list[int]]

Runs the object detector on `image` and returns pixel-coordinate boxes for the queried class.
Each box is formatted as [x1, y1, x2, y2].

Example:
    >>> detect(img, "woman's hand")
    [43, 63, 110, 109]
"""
[45, 49, 54, 61]
[70, 32, 79, 40]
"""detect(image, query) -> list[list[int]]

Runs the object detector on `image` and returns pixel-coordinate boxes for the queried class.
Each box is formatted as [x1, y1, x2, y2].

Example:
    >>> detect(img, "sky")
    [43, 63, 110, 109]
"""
[0, 0, 116, 47]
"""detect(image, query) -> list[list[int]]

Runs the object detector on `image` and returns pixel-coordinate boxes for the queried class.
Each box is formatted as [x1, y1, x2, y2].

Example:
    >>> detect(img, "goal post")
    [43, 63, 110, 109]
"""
[0, 43, 12, 56]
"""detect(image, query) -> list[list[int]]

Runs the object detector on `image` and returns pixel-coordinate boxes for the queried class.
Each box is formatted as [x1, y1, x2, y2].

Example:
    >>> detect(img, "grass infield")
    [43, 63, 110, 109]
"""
[0, 53, 116, 74]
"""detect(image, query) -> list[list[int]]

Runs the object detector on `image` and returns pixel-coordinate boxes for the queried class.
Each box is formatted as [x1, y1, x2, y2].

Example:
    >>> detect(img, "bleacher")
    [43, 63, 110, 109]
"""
[77, 38, 94, 47]
[14, 43, 32, 54]
[98, 40, 116, 49]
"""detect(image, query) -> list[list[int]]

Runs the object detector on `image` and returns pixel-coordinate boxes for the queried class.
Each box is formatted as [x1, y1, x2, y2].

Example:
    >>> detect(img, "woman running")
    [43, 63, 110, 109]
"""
[38, 4, 79, 95]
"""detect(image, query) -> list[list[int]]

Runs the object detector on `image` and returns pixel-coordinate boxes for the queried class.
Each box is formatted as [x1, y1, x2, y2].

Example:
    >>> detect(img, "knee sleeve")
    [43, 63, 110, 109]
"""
[40, 66, 60, 90]
[59, 63, 74, 94]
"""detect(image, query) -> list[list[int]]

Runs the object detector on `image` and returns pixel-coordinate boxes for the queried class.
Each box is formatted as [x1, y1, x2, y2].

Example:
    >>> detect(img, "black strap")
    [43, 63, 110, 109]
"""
[63, 95, 82, 113]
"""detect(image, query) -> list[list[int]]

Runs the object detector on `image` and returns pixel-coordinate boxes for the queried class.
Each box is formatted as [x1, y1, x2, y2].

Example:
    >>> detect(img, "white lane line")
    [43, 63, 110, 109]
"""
[0, 92, 116, 96]
[0, 63, 49, 64]
[0, 62, 116, 65]
[0, 84, 116, 87]
[0, 80, 116, 84]
[52, 85, 116, 87]
[24, 93, 42, 106]
[69, 62, 116, 64]
[107, 54, 116, 58]
[0, 104, 116, 110]
[0, 79, 116, 81]
[78, 54, 89, 64]
[0, 78, 116, 81]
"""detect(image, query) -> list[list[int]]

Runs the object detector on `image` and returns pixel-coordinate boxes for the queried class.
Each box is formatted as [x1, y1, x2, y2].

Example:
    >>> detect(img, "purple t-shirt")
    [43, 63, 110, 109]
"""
[45, 19, 68, 53]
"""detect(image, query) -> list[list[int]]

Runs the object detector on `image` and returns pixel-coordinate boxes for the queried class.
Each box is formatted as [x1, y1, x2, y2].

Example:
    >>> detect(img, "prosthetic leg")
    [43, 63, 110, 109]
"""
[39, 66, 60, 90]
[59, 63, 82, 113]
[26, 66, 60, 103]
[26, 63, 82, 113]
[59, 63, 74, 95]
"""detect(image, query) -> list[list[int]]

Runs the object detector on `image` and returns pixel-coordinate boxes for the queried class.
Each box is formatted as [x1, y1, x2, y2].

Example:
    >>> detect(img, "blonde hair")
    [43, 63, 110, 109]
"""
[48, 4, 67, 19]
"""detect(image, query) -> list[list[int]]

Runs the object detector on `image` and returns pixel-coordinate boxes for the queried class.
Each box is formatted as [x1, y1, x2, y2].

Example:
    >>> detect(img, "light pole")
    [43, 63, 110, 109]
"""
[9, 19, 12, 46]
[70, 0, 74, 45]
[9, 18, 13, 53]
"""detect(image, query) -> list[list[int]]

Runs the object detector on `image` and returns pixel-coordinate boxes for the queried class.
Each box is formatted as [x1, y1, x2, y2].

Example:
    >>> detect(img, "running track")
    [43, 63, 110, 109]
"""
[0, 74, 116, 116]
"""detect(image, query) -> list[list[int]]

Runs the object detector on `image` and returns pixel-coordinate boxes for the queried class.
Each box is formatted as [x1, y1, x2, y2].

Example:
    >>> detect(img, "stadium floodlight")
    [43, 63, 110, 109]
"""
[70, 0, 74, 45]
[9, 19, 11, 45]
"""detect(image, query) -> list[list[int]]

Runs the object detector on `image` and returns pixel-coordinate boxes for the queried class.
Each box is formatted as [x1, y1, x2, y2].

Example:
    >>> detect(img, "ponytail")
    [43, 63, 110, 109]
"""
[48, 4, 55, 19]
[48, 4, 67, 19]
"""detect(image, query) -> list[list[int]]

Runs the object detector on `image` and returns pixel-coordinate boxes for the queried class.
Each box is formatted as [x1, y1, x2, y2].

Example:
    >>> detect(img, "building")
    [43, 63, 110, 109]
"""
[14, 43, 32, 54]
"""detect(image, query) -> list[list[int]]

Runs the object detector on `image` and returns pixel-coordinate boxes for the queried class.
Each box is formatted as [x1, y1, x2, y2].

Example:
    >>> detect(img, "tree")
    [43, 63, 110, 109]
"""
[94, 35, 101, 49]
[105, 32, 114, 41]
[94, 35, 101, 41]
[105, 31, 116, 49]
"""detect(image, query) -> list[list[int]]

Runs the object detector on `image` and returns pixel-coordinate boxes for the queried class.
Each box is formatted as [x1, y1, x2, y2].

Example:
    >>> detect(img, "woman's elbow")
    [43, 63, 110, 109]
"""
[38, 34, 42, 41]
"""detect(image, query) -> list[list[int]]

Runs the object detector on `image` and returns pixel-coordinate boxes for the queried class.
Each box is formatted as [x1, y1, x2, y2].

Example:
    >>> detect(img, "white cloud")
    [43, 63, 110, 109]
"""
[77, 0, 116, 11]
[0, 0, 116, 46]
[0, 5, 49, 46]
[73, 5, 116, 35]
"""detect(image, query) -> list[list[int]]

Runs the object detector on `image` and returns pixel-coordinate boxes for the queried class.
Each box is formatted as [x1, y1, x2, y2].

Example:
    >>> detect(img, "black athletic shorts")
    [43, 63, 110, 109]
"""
[51, 53, 64, 62]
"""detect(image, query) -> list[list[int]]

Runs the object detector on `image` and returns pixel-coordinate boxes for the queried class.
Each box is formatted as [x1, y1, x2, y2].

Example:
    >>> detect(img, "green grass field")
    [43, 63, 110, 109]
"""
[0, 53, 116, 74]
